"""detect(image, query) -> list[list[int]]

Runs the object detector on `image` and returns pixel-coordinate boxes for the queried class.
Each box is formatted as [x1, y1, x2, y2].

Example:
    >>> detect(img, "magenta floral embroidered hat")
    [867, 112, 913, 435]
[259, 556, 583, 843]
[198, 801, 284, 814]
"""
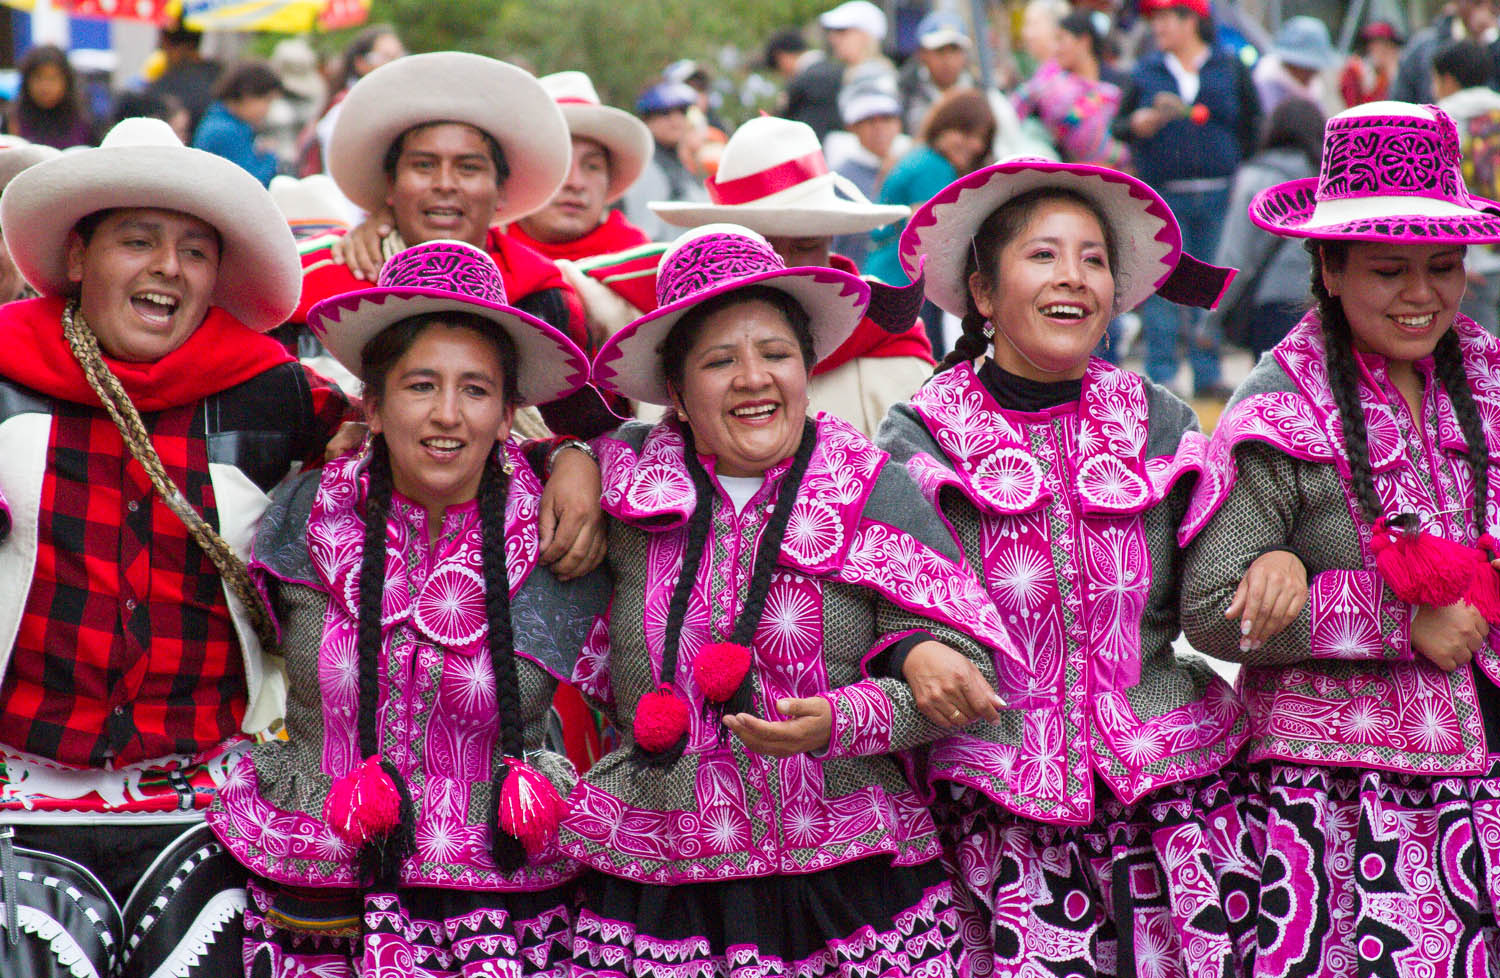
[1250, 101, 1500, 243]
[307, 239, 589, 406]
[592, 224, 870, 405]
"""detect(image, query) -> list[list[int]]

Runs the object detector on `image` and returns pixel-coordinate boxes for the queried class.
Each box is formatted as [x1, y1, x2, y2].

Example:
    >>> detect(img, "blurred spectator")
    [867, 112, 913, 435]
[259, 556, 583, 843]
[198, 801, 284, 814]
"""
[1113, 0, 1259, 397]
[8, 46, 94, 149]
[263, 38, 327, 171]
[1393, 0, 1498, 104]
[665, 59, 727, 132]
[821, 1, 898, 97]
[1340, 21, 1403, 107]
[111, 89, 192, 144]
[1019, 0, 1070, 77]
[766, 28, 844, 140]
[147, 21, 222, 134]
[300, 24, 405, 177]
[898, 10, 976, 135]
[0, 139, 58, 300]
[826, 85, 910, 266]
[1434, 39, 1500, 332]
[620, 81, 709, 241]
[1205, 97, 1323, 361]
[1253, 15, 1337, 116]
[193, 60, 283, 186]
[1013, 11, 1130, 166]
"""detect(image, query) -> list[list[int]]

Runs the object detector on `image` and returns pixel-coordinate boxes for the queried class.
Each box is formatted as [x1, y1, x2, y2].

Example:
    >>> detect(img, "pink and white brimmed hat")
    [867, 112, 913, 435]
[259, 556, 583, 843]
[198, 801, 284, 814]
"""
[308, 239, 589, 406]
[650, 117, 910, 236]
[539, 71, 653, 204]
[1250, 101, 1500, 244]
[901, 157, 1234, 317]
[592, 224, 870, 405]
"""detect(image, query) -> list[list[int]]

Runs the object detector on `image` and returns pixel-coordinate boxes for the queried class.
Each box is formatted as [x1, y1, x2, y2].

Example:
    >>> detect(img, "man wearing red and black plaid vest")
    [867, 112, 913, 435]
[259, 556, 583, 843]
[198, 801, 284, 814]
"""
[0, 118, 351, 976]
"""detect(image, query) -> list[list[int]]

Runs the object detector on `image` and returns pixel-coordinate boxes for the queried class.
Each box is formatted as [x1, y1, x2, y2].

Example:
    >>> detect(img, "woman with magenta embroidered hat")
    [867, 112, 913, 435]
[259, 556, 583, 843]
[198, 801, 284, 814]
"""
[561, 223, 1034, 977]
[876, 156, 1253, 977]
[1180, 101, 1500, 977]
[205, 238, 609, 976]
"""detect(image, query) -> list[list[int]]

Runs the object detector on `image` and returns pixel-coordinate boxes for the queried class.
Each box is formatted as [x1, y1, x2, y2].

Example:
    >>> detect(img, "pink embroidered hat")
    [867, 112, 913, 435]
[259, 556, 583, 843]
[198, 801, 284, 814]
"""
[593, 224, 870, 405]
[901, 157, 1235, 318]
[307, 239, 588, 406]
[1250, 101, 1500, 244]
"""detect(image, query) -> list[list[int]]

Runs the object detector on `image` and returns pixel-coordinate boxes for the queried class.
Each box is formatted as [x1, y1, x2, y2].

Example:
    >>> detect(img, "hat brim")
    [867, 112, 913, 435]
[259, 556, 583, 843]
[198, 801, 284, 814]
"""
[1249, 178, 1500, 244]
[650, 199, 911, 236]
[329, 53, 570, 224]
[1, 144, 299, 332]
[593, 266, 870, 405]
[307, 288, 589, 407]
[561, 103, 653, 203]
[899, 159, 1181, 317]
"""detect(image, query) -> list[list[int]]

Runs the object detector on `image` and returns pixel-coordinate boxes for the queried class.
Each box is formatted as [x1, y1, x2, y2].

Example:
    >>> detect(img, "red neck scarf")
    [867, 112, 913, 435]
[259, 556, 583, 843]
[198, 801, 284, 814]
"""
[506, 210, 652, 265]
[812, 254, 935, 376]
[0, 296, 296, 412]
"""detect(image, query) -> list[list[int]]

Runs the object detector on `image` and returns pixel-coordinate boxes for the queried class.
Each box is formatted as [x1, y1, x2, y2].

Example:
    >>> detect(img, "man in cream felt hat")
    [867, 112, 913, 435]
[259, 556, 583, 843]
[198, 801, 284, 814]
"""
[0, 117, 353, 976]
[0, 136, 59, 303]
[642, 115, 934, 437]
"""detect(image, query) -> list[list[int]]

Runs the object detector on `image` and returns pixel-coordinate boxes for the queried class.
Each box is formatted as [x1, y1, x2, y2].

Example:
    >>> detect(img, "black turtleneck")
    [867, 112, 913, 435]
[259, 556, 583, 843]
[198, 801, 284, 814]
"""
[977, 358, 1083, 412]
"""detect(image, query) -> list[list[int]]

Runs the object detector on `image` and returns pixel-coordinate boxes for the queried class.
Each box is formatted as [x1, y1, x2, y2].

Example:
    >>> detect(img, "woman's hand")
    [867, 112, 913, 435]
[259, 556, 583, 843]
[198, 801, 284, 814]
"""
[723, 697, 832, 757]
[537, 446, 606, 579]
[1411, 602, 1487, 672]
[1225, 550, 1308, 652]
[330, 207, 394, 282]
[901, 640, 1003, 728]
[323, 421, 368, 461]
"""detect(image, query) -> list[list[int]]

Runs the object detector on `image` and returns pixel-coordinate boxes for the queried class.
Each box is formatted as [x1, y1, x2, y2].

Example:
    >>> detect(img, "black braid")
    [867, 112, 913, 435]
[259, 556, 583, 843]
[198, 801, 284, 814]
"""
[937, 297, 991, 374]
[476, 450, 529, 872]
[1432, 328, 1492, 537]
[352, 438, 415, 886]
[1308, 241, 1384, 524]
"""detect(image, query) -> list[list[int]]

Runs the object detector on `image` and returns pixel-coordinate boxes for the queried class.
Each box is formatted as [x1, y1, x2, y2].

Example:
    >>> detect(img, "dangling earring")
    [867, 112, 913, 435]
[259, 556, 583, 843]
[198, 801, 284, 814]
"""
[982, 319, 995, 340]
[502, 455, 515, 476]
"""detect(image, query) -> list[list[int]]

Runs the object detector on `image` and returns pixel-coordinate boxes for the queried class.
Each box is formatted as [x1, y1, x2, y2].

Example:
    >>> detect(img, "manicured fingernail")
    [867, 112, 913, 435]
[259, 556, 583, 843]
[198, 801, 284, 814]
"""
[1241, 619, 1253, 636]
[1239, 638, 1252, 652]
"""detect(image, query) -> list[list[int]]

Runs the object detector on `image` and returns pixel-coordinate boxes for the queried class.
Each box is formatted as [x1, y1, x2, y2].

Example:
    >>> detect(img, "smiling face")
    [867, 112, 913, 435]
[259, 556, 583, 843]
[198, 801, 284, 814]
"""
[386, 122, 504, 248]
[516, 136, 611, 244]
[1322, 242, 1467, 363]
[671, 297, 811, 478]
[973, 197, 1115, 382]
[65, 207, 221, 362]
[367, 322, 516, 521]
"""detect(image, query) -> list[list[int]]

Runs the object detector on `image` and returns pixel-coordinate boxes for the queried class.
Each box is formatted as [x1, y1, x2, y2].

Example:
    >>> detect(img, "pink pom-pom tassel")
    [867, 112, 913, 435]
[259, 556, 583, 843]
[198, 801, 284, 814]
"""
[322, 755, 402, 846]
[633, 685, 690, 753]
[692, 642, 751, 704]
[496, 758, 567, 856]
[1371, 518, 1478, 607]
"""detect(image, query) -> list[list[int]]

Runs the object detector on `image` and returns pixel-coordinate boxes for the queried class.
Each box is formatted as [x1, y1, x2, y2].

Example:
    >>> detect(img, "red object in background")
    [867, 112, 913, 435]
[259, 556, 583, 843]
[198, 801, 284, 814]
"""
[318, 0, 370, 30]
[551, 683, 612, 773]
[64, 0, 172, 23]
[1190, 104, 1211, 125]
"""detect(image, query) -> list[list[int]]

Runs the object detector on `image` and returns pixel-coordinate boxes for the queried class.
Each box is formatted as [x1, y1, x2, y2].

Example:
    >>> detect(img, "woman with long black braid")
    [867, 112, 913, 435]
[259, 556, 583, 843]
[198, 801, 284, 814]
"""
[205, 239, 610, 977]
[1181, 101, 1500, 977]
[561, 224, 1032, 977]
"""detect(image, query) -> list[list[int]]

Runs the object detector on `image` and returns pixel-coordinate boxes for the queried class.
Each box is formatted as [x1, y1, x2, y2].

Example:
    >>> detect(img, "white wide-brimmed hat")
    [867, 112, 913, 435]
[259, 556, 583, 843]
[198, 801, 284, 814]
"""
[308, 239, 589, 406]
[650, 116, 909, 237]
[540, 71, 652, 204]
[0, 135, 59, 190]
[592, 224, 869, 405]
[901, 157, 1237, 318]
[328, 52, 570, 225]
[1, 117, 300, 332]
[270, 174, 350, 239]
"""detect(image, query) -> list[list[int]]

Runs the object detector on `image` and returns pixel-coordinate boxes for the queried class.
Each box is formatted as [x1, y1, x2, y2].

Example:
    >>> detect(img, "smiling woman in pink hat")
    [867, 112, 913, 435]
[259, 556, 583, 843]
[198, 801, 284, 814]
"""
[561, 224, 1032, 978]
[1181, 101, 1500, 977]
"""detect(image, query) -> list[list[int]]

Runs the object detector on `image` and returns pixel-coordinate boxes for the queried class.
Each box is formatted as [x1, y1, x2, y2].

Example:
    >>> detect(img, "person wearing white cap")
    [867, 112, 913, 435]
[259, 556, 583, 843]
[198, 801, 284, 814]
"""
[648, 115, 935, 437]
[0, 116, 354, 977]
[1252, 15, 1338, 117]
[821, 0, 898, 104]
[825, 84, 911, 266]
[898, 9, 977, 135]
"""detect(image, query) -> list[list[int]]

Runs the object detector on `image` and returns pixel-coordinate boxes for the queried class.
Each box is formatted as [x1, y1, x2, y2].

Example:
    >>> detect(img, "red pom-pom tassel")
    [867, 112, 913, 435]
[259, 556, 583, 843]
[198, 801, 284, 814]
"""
[1371, 518, 1479, 607]
[496, 758, 567, 856]
[633, 684, 690, 753]
[692, 642, 751, 704]
[323, 755, 402, 846]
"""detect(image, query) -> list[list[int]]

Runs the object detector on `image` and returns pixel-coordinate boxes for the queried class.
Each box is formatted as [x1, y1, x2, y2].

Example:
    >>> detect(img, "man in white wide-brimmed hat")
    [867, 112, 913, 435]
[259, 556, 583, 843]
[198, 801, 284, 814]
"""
[0, 135, 60, 302]
[0, 117, 353, 976]
[645, 115, 933, 436]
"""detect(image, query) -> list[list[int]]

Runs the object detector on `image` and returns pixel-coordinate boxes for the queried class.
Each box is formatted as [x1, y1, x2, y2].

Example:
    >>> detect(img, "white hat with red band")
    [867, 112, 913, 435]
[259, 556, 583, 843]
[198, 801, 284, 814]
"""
[648, 116, 910, 236]
[538, 71, 653, 205]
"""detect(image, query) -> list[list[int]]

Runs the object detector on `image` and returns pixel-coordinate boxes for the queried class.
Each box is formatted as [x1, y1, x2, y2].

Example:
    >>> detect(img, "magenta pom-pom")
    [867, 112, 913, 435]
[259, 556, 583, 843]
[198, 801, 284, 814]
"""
[633, 685, 690, 752]
[496, 758, 567, 856]
[1371, 518, 1477, 607]
[692, 642, 751, 704]
[322, 755, 402, 846]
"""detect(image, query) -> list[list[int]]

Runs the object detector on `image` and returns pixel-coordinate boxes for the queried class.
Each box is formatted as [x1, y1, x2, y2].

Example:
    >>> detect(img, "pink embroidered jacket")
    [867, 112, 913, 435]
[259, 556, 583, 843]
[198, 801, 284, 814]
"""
[559, 414, 1031, 884]
[1181, 314, 1500, 776]
[207, 444, 611, 890]
[879, 359, 1246, 824]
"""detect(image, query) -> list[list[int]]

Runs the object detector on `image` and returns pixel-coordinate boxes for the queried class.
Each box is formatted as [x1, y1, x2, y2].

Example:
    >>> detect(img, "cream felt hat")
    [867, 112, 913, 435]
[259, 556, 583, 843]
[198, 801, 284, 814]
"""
[0, 136, 59, 191]
[539, 71, 653, 204]
[328, 52, 570, 224]
[1, 117, 300, 332]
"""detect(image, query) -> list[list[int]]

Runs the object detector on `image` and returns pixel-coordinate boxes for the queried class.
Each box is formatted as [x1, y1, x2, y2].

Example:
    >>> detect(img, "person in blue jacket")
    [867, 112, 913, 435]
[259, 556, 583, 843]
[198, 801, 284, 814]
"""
[193, 60, 282, 187]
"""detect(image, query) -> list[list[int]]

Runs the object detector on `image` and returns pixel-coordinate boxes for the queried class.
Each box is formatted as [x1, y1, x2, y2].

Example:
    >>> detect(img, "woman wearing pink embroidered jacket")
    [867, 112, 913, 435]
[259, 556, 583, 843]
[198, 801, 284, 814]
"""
[205, 239, 610, 976]
[876, 158, 1255, 977]
[1180, 101, 1500, 977]
[561, 223, 1034, 977]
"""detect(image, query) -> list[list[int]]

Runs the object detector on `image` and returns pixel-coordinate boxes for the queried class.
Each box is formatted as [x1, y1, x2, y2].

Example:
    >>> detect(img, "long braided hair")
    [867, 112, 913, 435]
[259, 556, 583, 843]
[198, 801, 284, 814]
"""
[1308, 240, 1490, 537]
[354, 313, 529, 876]
[937, 187, 1123, 373]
